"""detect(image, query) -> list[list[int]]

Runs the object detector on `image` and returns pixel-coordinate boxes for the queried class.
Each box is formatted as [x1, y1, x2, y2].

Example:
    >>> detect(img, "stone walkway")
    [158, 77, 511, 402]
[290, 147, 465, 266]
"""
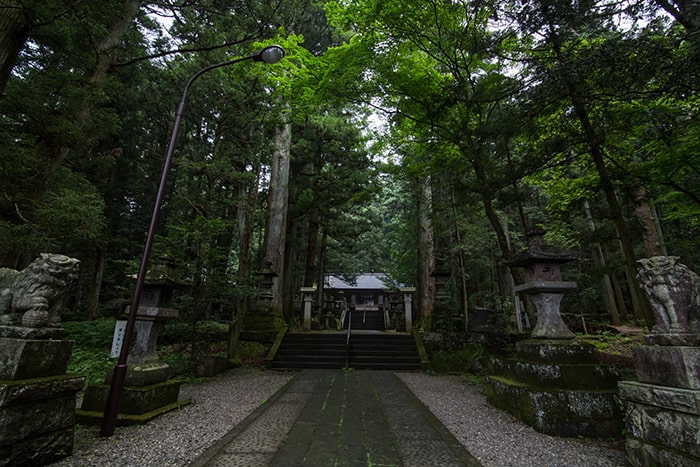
[190, 370, 481, 466]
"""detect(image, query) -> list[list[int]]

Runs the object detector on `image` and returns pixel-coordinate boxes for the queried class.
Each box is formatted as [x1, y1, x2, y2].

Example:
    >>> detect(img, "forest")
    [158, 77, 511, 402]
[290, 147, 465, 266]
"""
[1, 0, 698, 339]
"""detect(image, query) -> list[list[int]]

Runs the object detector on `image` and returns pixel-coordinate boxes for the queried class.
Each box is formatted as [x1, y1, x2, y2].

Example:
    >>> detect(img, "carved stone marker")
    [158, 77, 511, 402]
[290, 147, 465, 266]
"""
[619, 256, 700, 466]
[0, 254, 84, 465]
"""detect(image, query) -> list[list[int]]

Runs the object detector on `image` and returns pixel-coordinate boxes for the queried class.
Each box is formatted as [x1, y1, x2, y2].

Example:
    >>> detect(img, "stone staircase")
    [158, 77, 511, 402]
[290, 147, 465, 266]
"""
[342, 309, 386, 330]
[269, 332, 422, 370]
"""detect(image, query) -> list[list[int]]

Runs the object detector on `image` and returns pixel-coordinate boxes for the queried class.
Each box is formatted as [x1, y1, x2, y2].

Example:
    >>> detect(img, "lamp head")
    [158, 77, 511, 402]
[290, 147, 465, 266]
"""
[254, 45, 286, 64]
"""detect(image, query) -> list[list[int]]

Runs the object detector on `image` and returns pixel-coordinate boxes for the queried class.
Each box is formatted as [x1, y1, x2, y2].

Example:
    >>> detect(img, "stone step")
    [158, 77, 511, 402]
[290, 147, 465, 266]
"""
[271, 332, 421, 370]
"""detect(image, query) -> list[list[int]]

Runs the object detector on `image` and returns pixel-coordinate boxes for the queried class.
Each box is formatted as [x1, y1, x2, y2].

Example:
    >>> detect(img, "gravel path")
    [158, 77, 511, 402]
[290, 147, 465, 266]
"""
[54, 369, 625, 466]
[53, 368, 293, 466]
[398, 373, 625, 467]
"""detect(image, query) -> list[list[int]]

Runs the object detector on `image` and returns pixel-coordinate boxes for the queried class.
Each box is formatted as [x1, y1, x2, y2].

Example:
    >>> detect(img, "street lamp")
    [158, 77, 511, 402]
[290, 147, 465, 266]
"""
[100, 45, 286, 437]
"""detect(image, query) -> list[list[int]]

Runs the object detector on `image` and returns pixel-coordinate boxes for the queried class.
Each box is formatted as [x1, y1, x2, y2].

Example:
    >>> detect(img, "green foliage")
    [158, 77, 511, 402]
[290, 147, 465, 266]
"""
[62, 319, 116, 349]
[426, 342, 485, 375]
[63, 319, 116, 385]
[67, 347, 114, 386]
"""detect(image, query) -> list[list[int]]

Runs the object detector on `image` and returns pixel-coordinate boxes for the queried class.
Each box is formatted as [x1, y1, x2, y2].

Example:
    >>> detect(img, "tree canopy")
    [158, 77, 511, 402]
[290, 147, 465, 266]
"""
[1, 0, 698, 333]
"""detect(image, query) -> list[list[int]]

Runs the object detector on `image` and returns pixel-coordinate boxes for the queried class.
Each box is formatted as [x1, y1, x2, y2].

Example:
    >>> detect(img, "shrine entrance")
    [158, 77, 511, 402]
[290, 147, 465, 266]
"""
[324, 273, 394, 331]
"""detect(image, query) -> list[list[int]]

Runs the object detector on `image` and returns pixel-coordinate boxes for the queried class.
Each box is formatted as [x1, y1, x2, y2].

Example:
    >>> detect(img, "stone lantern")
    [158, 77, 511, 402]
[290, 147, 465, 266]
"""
[78, 255, 188, 425]
[506, 228, 577, 339]
[486, 228, 622, 439]
[123, 254, 183, 377]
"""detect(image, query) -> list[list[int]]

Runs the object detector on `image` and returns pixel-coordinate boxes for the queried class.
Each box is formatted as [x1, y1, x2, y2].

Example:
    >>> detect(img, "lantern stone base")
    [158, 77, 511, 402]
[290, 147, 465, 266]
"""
[0, 374, 84, 466]
[77, 379, 189, 426]
[619, 381, 700, 466]
[486, 339, 623, 438]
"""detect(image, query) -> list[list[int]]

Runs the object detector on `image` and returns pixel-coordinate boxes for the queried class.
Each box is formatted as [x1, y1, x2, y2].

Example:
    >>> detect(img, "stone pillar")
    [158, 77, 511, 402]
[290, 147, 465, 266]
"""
[0, 253, 83, 465]
[301, 287, 316, 332]
[619, 256, 700, 466]
[400, 287, 415, 333]
[0, 328, 84, 465]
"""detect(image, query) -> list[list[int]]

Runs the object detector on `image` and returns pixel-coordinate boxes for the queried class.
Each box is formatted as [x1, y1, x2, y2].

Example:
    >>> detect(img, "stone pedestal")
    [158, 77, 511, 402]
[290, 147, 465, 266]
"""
[77, 307, 188, 426]
[486, 339, 622, 438]
[619, 380, 699, 466]
[619, 333, 700, 466]
[0, 334, 84, 466]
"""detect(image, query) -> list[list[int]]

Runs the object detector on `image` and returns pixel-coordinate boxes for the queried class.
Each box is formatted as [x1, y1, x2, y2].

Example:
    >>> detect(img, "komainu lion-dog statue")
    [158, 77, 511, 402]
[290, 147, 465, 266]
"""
[0, 253, 80, 328]
[637, 255, 700, 335]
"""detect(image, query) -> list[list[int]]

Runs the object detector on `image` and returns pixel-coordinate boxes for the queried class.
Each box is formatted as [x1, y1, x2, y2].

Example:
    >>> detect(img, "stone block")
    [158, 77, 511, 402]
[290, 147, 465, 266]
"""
[194, 356, 228, 377]
[0, 375, 83, 466]
[0, 393, 76, 443]
[625, 437, 700, 467]
[491, 358, 618, 390]
[619, 381, 700, 463]
[633, 345, 700, 389]
[105, 362, 170, 387]
[0, 374, 84, 406]
[0, 338, 73, 380]
[80, 379, 181, 415]
[486, 375, 622, 438]
[515, 339, 598, 364]
[619, 380, 700, 414]
[0, 428, 75, 467]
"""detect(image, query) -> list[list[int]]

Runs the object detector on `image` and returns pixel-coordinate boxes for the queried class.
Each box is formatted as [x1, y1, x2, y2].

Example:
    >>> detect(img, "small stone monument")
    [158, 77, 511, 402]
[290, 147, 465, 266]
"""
[301, 287, 316, 331]
[0, 253, 84, 465]
[619, 256, 700, 466]
[486, 229, 622, 438]
[78, 255, 188, 425]
[400, 287, 415, 333]
[240, 263, 283, 343]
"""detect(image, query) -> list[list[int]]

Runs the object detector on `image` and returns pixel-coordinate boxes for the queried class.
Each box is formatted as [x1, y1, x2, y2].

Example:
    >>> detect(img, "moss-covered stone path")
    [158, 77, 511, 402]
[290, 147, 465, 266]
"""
[191, 369, 481, 466]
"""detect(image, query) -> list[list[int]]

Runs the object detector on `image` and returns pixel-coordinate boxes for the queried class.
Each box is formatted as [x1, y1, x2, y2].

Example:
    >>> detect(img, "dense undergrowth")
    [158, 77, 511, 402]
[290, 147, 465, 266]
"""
[62, 318, 643, 387]
[62, 319, 268, 385]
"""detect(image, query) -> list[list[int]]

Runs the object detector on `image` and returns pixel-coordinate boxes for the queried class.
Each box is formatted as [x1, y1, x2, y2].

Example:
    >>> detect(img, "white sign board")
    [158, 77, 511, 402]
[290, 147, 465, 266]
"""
[110, 320, 127, 358]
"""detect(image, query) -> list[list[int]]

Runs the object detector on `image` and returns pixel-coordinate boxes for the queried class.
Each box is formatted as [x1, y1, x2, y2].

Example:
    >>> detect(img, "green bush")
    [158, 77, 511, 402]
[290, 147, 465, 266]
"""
[63, 319, 116, 348]
[68, 348, 114, 385]
[427, 342, 485, 374]
[63, 319, 117, 385]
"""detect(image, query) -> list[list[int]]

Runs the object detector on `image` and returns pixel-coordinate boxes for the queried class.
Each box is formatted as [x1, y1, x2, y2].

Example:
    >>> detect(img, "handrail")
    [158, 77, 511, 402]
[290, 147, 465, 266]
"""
[345, 310, 352, 368]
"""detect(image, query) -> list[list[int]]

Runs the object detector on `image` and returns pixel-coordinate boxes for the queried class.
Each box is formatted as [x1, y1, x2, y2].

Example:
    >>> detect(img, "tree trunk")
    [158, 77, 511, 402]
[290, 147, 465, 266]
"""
[0, 0, 31, 96]
[417, 175, 435, 325]
[47, 0, 142, 173]
[85, 245, 106, 321]
[450, 185, 469, 331]
[584, 200, 621, 325]
[553, 45, 653, 329]
[228, 158, 261, 359]
[263, 119, 292, 319]
[634, 186, 664, 257]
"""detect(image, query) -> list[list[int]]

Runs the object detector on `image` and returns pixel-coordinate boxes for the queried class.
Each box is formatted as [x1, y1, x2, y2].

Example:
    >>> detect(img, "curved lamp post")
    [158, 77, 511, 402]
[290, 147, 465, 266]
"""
[100, 45, 286, 437]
